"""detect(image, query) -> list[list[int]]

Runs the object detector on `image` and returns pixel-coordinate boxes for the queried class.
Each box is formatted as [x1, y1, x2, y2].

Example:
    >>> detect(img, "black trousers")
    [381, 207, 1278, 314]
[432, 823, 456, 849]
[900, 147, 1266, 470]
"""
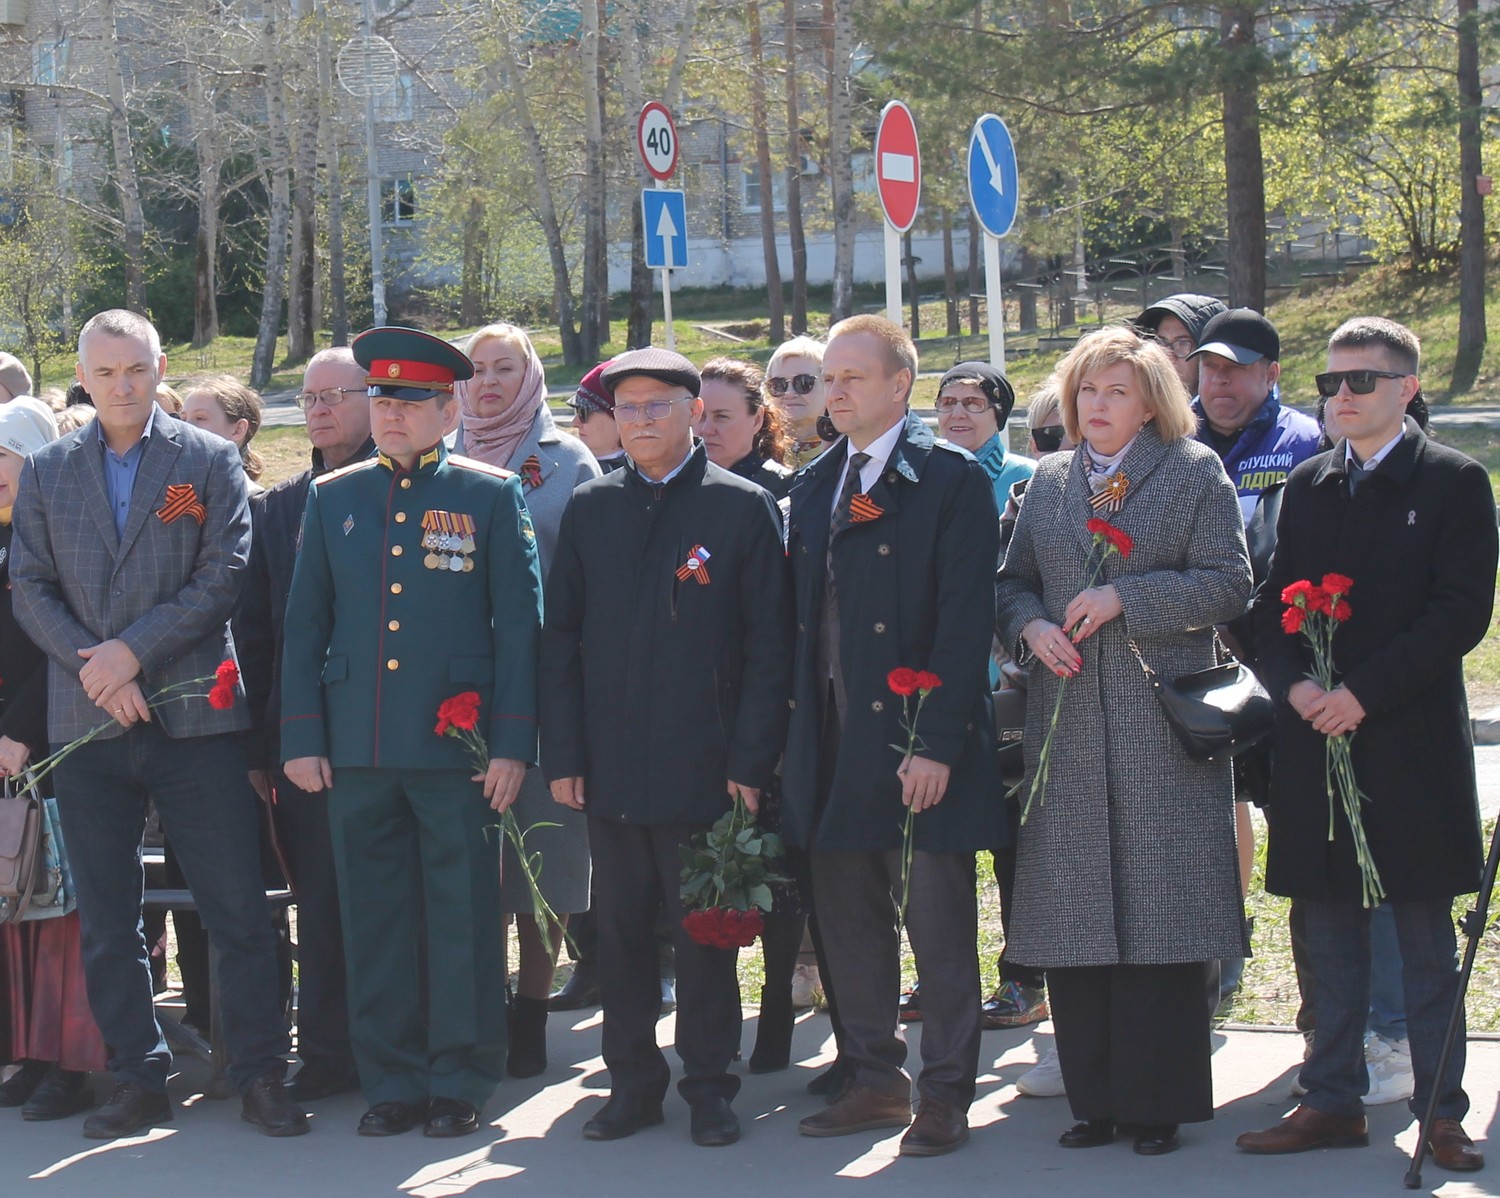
[588, 817, 741, 1107]
[991, 797, 1044, 991]
[1048, 962, 1214, 1126]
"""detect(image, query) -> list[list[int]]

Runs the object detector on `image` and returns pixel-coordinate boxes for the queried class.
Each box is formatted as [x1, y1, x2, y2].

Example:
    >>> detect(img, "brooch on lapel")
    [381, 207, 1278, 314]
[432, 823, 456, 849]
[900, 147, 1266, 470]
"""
[675, 544, 712, 584]
[157, 483, 207, 526]
[519, 454, 544, 489]
[421, 510, 477, 572]
[850, 494, 883, 523]
[1087, 471, 1129, 515]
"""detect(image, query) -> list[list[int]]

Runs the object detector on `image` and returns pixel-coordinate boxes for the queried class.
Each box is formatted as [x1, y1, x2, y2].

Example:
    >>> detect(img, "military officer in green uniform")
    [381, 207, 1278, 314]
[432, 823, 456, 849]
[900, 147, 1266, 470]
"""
[281, 327, 543, 1140]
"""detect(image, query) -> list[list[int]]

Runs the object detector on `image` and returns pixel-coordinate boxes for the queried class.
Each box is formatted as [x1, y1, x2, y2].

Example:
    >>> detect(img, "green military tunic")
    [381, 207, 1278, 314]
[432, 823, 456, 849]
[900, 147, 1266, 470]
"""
[280, 441, 543, 1108]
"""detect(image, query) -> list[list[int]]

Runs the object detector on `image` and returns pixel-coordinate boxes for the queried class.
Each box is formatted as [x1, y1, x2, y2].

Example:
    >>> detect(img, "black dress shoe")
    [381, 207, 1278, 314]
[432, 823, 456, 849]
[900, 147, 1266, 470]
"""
[357, 1100, 425, 1137]
[548, 969, 601, 1012]
[82, 1082, 173, 1139]
[1059, 1118, 1116, 1148]
[806, 1058, 853, 1101]
[23, 1067, 94, 1122]
[241, 1073, 308, 1137]
[582, 1095, 665, 1141]
[1133, 1124, 1181, 1155]
[0, 1060, 49, 1107]
[690, 1097, 740, 1147]
[287, 1063, 361, 1103]
[425, 1097, 482, 1138]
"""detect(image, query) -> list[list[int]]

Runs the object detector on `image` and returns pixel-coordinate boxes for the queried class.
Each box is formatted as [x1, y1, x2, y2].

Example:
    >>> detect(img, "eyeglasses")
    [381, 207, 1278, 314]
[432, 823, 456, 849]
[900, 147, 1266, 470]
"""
[1314, 369, 1409, 398]
[766, 374, 818, 397]
[294, 387, 365, 410]
[934, 394, 993, 414]
[1151, 335, 1197, 360]
[1031, 425, 1065, 452]
[614, 396, 691, 424]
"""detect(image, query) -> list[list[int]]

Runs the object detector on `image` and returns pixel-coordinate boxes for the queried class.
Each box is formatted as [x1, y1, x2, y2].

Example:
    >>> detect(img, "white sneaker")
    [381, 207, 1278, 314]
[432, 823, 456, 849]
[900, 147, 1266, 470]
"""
[790, 964, 823, 1010]
[1016, 1045, 1066, 1097]
[1364, 1033, 1413, 1106]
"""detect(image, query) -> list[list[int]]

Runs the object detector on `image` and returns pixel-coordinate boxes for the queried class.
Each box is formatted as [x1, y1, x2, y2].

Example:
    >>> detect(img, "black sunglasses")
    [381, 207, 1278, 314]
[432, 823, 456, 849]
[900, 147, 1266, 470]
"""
[1031, 426, 1065, 452]
[767, 373, 818, 397]
[1314, 369, 1408, 398]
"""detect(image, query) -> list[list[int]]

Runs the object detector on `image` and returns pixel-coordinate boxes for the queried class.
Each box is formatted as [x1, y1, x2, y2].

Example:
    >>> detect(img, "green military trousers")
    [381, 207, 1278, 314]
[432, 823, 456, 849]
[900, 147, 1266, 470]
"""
[327, 767, 507, 1108]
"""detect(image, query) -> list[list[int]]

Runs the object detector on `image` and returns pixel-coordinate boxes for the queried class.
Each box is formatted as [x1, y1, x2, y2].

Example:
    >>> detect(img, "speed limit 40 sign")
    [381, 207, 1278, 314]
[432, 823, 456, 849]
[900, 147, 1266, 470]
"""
[637, 102, 679, 182]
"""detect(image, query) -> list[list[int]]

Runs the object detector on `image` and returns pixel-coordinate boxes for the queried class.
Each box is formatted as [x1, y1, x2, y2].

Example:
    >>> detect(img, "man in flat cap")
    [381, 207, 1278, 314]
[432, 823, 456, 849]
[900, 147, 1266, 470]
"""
[280, 326, 543, 1139]
[541, 347, 792, 1147]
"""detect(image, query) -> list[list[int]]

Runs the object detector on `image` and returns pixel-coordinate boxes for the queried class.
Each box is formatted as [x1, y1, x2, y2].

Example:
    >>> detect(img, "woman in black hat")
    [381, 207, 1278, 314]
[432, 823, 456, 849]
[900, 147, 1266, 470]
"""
[935, 361, 1034, 511]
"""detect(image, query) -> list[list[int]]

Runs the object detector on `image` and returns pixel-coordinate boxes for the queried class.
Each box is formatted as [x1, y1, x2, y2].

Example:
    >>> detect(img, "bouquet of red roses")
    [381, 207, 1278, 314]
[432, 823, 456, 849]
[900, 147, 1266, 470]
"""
[678, 794, 787, 948]
[1018, 517, 1133, 823]
[1281, 574, 1384, 907]
[434, 691, 568, 955]
[887, 667, 942, 925]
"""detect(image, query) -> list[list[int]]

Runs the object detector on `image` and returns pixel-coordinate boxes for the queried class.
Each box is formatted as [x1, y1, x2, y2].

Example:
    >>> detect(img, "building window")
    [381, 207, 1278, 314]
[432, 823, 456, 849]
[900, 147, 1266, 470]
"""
[373, 70, 415, 123]
[34, 38, 68, 87]
[382, 175, 416, 225]
[742, 167, 786, 213]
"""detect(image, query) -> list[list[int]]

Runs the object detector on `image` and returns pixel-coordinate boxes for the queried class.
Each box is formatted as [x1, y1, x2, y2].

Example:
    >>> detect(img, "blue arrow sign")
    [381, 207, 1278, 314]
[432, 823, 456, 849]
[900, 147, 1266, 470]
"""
[968, 114, 1019, 239]
[642, 189, 688, 270]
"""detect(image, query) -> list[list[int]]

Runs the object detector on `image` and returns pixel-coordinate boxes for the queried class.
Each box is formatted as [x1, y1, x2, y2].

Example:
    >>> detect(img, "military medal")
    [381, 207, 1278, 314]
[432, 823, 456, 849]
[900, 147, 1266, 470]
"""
[1088, 471, 1129, 514]
[422, 510, 478, 571]
[675, 544, 712, 585]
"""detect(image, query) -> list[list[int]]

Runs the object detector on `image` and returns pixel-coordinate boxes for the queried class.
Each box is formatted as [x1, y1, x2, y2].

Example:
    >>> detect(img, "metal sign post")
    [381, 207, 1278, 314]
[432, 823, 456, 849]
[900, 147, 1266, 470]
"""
[967, 114, 1020, 369]
[638, 103, 681, 349]
[874, 101, 921, 330]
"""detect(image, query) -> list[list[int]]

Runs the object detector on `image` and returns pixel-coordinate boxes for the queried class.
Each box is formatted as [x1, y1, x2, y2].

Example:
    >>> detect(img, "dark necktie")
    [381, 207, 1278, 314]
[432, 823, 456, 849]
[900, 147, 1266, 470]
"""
[820, 452, 871, 720]
[1347, 458, 1368, 496]
[830, 452, 871, 539]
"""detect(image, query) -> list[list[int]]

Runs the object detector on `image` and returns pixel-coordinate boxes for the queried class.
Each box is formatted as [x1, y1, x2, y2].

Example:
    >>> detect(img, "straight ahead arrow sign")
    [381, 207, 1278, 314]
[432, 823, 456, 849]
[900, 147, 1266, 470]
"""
[655, 203, 679, 268]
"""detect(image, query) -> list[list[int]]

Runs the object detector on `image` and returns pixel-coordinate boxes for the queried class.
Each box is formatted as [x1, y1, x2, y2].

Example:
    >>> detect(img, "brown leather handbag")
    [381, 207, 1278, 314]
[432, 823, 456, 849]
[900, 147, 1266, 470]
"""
[0, 784, 44, 923]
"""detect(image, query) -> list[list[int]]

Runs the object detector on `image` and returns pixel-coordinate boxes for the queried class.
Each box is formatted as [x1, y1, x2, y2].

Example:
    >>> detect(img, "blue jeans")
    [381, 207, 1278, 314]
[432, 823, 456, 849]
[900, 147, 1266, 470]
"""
[54, 724, 290, 1095]
[1295, 898, 1466, 1120]
[1368, 902, 1407, 1041]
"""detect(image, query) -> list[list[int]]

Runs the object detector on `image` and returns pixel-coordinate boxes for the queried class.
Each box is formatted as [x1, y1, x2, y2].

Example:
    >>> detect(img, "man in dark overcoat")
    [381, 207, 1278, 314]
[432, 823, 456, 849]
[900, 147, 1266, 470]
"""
[1238, 317, 1496, 1172]
[541, 348, 791, 1149]
[280, 328, 543, 1139]
[236, 345, 374, 1103]
[781, 315, 1002, 1156]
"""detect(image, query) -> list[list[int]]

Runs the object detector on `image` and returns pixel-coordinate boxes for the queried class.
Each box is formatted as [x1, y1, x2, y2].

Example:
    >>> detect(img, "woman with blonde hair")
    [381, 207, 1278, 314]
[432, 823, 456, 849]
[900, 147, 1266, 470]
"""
[180, 373, 266, 487]
[996, 325, 1251, 1156]
[457, 322, 599, 1078]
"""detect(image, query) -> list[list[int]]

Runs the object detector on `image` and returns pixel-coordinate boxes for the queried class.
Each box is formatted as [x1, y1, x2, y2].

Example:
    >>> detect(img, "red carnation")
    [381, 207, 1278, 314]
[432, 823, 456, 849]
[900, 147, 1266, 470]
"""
[1086, 517, 1134, 559]
[1281, 606, 1307, 635]
[1281, 579, 1314, 608]
[887, 668, 921, 697]
[207, 681, 235, 710]
[435, 691, 482, 736]
[1330, 599, 1353, 622]
[215, 659, 240, 689]
[1321, 573, 1354, 598]
[1306, 587, 1331, 615]
[913, 671, 943, 693]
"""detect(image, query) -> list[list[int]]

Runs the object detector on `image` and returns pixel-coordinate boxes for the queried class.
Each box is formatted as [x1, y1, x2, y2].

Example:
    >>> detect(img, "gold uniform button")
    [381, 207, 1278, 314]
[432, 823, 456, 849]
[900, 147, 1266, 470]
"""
[386, 659, 399, 671]
[400, 478, 412, 489]
[390, 583, 403, 595]
[395, 512, 407, 523]
[391, 545, 403, 556]
[388, 620, 400, 632]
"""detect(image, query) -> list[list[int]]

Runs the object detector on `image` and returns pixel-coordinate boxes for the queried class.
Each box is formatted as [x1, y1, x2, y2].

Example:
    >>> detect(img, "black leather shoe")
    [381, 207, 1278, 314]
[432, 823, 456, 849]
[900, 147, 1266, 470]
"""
[582, 1095, 665, 1141]
[425, 1097, 482, 1138]
[548, 969, 601, 1012]
[0, 1060, 49, 1107]
[82, 1082, 173, 1139]
[690, 1097, 740, 1147]
[240, 1073, 309, 1137]
[23, 1067, 94, 1122]
[357, 1100, 425, 1137]
[1059, 1118, 1116, 1148]
[287, 1063, 361, 1103]
[1133, 1124, 1181, 1155]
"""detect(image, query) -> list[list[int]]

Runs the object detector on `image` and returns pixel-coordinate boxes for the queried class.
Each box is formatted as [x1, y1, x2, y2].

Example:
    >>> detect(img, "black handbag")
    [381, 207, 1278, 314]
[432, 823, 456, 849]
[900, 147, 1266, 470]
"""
[992, 683, 1027, 789]
[1127, 633, 1274, 763]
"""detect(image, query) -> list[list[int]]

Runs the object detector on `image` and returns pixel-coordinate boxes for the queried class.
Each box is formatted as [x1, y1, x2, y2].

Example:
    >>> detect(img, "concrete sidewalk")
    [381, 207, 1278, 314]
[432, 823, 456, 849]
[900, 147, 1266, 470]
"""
[3, 1008, 1495, 1197]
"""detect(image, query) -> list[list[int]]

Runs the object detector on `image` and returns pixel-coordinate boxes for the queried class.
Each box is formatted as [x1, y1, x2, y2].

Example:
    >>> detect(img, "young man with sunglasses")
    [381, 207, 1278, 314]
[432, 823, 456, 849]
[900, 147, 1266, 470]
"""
[1239, 317, 1495, 1172]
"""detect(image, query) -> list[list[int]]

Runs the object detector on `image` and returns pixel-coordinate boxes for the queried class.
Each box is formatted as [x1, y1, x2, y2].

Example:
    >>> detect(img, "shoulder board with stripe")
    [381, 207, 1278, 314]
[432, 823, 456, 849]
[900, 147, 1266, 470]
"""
[448, 454, 516, 480]
[313, 458, 381, 487]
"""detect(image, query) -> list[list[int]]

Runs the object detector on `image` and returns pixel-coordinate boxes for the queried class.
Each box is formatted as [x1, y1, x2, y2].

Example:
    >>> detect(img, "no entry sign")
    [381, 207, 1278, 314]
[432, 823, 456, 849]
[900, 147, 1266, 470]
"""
[874, 101, 921, 234]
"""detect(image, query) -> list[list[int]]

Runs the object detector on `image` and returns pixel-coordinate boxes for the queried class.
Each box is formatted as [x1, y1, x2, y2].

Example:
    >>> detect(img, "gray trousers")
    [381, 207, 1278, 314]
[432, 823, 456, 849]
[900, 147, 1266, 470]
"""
[809, 847, 981, 1109]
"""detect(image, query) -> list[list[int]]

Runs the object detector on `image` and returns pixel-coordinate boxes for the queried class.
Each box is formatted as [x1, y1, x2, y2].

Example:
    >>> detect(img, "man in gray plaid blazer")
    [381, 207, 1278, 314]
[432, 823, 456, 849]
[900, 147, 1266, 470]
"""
[10, 309, 306, 1140]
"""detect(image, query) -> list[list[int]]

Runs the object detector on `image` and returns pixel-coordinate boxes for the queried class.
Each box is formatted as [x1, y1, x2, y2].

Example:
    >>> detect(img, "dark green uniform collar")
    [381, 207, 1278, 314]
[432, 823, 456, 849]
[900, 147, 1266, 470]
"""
[377, 440, 447, 477]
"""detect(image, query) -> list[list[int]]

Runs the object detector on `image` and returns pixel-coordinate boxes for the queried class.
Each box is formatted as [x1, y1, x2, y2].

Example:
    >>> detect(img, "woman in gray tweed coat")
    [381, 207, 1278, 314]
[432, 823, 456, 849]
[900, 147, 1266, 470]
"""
[996, 327, 1252, 1154]
[459, 323, 601, 1077]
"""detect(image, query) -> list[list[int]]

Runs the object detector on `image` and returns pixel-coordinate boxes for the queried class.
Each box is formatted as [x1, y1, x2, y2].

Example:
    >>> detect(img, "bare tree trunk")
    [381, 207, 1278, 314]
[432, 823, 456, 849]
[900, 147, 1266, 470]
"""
[903, 230, 919, 337]
[491, 47, 583, 364]
[784, 0, 807, 335]
[1221, 5, 1267, 311]
[189, 67, 220, 346]
[747, 0, 785, 344]
[251, 9, 292, 389]
[619, 0, 654, 349]
[580, 0, 607, 359]
[99, 0, 147, 313]
[827, 0, 855, 323]
[287, 60, 318, 359]
[942, 211, 959, 337]
[1452, 0, 1486, 395]
[460, 196, 486, 327]
[1017, 246, 1037, 332]
[318, 17, 348, 345]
